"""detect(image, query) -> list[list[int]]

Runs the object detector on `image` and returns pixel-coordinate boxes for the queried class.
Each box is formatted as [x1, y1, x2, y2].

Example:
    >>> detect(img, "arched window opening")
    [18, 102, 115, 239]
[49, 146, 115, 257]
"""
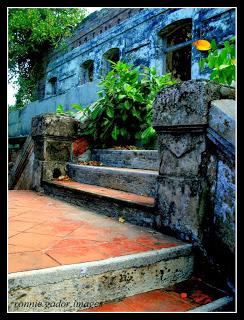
[80, 60, 94, 85]
[48, 77, 57, 95]
[101, 48, 120, 77]
[159, 19, 192, 81]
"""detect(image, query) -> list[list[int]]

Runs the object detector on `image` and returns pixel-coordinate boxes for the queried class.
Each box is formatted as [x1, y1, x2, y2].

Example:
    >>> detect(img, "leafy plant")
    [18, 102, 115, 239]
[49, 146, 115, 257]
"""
[56, 103, 84, 117]
[76, 61, 176, 148]
[197, 38, 236, 86]
[8, 8, 87, 109]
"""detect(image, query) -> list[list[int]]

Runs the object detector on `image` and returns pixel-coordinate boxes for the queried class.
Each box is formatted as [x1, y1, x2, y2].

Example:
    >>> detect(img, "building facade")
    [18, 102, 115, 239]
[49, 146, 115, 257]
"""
[9, 7, 236, 138]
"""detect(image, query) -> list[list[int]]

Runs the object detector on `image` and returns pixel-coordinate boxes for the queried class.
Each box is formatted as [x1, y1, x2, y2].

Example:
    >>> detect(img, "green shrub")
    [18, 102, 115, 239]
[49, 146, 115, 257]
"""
[77, 61, 176, 148]
[198, 38, 236, 86]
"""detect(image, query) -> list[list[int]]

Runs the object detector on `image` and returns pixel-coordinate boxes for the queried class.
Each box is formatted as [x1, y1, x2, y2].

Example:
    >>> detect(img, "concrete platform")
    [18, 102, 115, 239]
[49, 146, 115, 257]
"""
[8, 190, 193, 312]
[8, 190, 182, 273]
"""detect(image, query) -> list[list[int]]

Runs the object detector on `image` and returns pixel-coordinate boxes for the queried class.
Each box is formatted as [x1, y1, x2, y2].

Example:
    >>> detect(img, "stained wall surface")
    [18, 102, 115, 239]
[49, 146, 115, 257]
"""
[8, 8, 236, 138]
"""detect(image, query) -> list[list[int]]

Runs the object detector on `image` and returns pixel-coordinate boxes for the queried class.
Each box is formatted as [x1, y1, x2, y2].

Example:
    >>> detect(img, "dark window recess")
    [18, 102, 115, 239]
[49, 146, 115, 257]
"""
[93, 32, 95, 38]
[80, 60, 94, 84]
[100, 29, 102, 34]
[48, 77, 57, 95]
[102, 48, 120, 76]
[161, 19, 192, 81]
[166, 45, 192, 81]
[37, 80, 45, 100]
[84, 37, 87, 42]
[79, 41, 81, 46]
[117, 18, 121, 24]
[105, 26, 107, 31]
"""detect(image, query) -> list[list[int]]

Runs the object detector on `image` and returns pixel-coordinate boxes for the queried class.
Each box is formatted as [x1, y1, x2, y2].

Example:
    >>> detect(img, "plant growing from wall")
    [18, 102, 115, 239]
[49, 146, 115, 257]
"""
[8, 8, 87, 109]
[69, 61, 176, 148]
[194, 38, 236, 86]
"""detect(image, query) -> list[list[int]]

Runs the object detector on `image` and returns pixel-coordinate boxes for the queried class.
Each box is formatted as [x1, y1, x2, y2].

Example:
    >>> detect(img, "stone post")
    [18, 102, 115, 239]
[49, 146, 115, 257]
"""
[31, 113, 79, 190]
[153, 80, 235, 244]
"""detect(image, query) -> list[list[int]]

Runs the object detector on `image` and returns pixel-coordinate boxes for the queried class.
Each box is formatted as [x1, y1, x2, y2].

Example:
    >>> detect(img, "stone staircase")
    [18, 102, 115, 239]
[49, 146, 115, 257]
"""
[42, 149, 160, 229]
[24, 148, 232, 312]
[9, 79, 236, 312]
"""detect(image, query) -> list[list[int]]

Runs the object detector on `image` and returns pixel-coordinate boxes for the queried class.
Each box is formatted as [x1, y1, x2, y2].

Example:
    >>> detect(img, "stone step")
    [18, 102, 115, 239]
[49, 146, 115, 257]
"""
[42, 180, 157, 228]
[92, 149, 160, 171]
[8, 190, 193, 312]
[9, 245, 193, 312]
[8, 191, 194, 312]
[83, 279, 233, 312]
[68, 163, 158, 197]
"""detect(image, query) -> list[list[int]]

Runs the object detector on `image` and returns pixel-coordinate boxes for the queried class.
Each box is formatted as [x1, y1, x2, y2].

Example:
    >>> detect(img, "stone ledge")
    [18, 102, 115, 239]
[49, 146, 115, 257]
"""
[31, 114, 79, 138]
[209, 99, 235, 148]
[153, 80, 235, 129]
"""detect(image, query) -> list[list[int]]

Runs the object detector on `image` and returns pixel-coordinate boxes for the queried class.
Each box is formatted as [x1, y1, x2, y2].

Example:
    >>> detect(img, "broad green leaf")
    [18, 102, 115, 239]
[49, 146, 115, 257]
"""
[56, 104, 64, 113]
[121, 113, 128, 121]
[71, 103, 83, 111]
[141, 126, 155, 140]
[106, 107, 114, 118]
[111, 126, 119, 141]
[118, 94, 126, 100]
[210, 39, 217, 51]
[120, 128, 127, 137]
[91, 105, 103, 120]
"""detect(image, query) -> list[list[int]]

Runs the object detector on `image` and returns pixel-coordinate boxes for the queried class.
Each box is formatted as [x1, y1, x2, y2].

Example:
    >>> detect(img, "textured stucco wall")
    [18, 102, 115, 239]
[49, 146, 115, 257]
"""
[206, 99, 235, 287]
[8, 7, 235, 138]
[153, 81, 235, 288]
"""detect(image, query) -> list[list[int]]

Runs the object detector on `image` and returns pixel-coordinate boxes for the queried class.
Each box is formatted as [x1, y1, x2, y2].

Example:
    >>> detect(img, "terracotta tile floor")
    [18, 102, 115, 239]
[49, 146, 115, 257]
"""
[8, 190, 184, 273]
[83, 278, 225, 312]
[84, 290, 198, 312]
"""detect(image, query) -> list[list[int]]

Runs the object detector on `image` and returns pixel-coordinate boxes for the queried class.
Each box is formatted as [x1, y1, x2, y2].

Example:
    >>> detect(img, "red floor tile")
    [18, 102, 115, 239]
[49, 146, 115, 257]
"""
[85, 301, 134, 312]
[8, 232, 61, 250]
[8, 251, 60, 273]
[84, 290, 198, 312]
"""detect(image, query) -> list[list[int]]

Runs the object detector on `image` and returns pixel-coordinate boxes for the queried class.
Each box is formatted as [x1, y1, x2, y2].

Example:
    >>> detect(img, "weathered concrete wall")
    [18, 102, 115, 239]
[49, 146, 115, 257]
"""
[153, 80, 235, 289]
[8, 8, 235, 138]
[206, 99, 235, 287]
[8, 83, 99, 138]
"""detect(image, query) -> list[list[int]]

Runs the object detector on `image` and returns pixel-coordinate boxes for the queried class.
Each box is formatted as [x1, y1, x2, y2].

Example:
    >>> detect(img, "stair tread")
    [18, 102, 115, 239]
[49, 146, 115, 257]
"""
[82, 278, 228, 312]
[70, 163, 158, 175]
[8, 190, 186, 273]
[46, 180, 155, 207]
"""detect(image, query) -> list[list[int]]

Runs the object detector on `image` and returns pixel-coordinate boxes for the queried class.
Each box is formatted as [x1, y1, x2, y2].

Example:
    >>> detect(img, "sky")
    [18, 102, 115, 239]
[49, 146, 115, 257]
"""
[7, 7, 103, 105]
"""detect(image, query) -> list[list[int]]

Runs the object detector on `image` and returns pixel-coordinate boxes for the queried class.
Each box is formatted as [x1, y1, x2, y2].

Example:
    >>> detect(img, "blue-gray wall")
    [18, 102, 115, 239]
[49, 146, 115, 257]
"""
[8, 7, 235, 138]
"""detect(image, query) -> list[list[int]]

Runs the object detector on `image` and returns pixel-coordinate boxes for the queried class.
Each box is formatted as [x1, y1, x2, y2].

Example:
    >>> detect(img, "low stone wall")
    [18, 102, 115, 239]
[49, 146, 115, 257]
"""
[206, 99, 235, 288]
[152, 80, 235, 289]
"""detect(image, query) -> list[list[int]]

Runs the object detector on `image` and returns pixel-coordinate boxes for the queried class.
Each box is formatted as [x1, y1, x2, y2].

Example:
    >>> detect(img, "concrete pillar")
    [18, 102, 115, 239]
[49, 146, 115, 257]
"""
[31, 113, 79, 190]
[153, 80, 235, 243]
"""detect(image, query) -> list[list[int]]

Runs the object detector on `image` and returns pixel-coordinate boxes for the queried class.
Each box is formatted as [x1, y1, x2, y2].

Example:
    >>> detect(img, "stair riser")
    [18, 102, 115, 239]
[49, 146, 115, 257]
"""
[68, 164, 157, 197]
[43, 183, 157, 229]
[92, 149, 160, 171]
[8, 249, 193, 312]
